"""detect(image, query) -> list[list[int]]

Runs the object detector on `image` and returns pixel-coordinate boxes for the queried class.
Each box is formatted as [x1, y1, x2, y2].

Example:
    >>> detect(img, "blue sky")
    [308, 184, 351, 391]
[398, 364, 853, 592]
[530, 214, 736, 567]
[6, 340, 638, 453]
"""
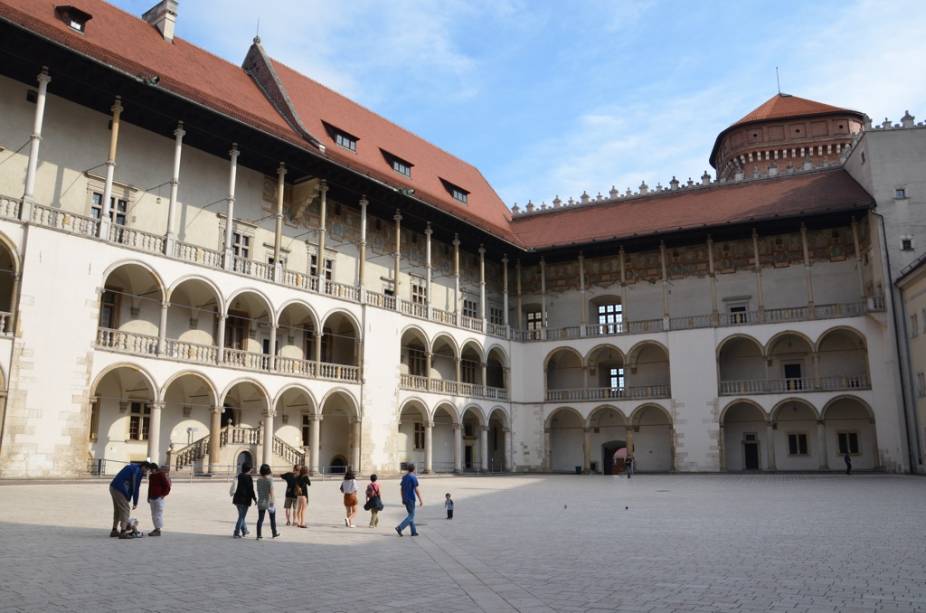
[114, 0, 926, 207]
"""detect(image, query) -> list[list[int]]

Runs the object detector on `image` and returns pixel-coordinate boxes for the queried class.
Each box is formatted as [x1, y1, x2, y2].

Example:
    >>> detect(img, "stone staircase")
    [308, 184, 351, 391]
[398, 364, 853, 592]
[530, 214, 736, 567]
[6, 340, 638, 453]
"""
[169, 425, 305, 472]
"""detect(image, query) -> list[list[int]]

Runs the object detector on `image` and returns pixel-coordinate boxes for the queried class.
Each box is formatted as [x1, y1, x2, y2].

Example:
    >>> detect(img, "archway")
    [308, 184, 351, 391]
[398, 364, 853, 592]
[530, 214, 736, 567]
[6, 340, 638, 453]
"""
[717, 336, 764, 394]
[0, 237, 17, 333]
[98, 263, 164, 355]
[432, 403, 457, 472]
[430, 334, 457, 387]
[546, 407, 584, 473]
[545, 348, 584, 399]
[320, 390, 359, 473]
[487, 408, 508, 472]
[273, 386, 315, 453]
[224, 291, 273, 370]
[771, 399, 819, 471]
[586, 345, 624, 397]
[276, 302, 318, 375]
[817, 328, 870, 390]
[486, 346, 507, 390]
[626, 342, 670, 398]
[165, 277, 221, 364]
[160, 372, 217, 469]
[631, 405, 673, 472]
[88, 365, 158, 472]
[398, 400, 428, 470]
[461, 406, 483, 471]
[400, 328, 428, 378]
[321, 311, 360, 366]
[823, 397, 878, 470]
[721, 401, 767, 471]
[587, 406, 627, 474]
[767, 332, 814, 392]
[460, 341, 484, 389]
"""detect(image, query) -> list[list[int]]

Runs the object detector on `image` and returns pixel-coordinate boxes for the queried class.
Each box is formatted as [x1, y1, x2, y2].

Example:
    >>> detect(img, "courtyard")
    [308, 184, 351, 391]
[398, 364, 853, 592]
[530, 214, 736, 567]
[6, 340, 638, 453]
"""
[0, 474, 925, 612]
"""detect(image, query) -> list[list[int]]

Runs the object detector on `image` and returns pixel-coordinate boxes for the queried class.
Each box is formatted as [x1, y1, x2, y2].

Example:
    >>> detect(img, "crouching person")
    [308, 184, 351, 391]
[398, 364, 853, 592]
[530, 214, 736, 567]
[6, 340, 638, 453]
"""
[109, 461, 155, 538]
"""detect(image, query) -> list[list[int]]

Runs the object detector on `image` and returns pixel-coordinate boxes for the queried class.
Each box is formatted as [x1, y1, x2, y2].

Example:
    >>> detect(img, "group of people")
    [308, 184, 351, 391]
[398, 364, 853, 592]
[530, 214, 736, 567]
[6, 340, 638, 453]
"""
[108, 460, 454, 539]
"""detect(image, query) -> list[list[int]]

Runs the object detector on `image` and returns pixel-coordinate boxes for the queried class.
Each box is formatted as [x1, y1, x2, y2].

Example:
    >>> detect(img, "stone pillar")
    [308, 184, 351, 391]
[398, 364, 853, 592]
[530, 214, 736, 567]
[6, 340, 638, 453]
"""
[579, 252, 587, 329]
[626, 428, 635, 464]
[351, 419, 361, 471]
[453, 423, 462, 472]
[262, 411, 274, 466]
[543, 429, 552, 472]
[583, 427, 592, 473]
[147, 402, 163, 464]
[801, 223, 814, 310]
[502, 255, 510, 332]
[310, 415, 321, 475]
[816, 420, 827, 470]
[216, 314, 226, 364]
[540, 257, 547, 333]
[392, 210, 402, 299]
[455, 357, 462, 383]
[479, 245, 486, 327]
[358, 194, 368, 291]
[424, 421, 433, 474]
[272, 163, 287, 282]
[98, 96, 123, 239]
[480, 426, 489, 472]
[480, 362, 487, 389]
[851, 218, 865, 300]
[453, 234, 461, 318]
[209, 406, 222, 473]
[314, 330, 323, 371]
[752, 228, 764, 318]
[317, 180, 329, 288]
[164, 121, 185, 254]
[515, 258, 523, 330]
[718, 423, 726, 471]
[158, 301, 169, 355]
[503, 428, 512, 472]
[766, 422, 776, 471]
[659, 241, 669, 329]
[707, 235, 718, 321]
[268, 325, 277, 371]
[22, 67, 51, 218]
[223, 144, 239, 271]
[425, 351, 433, 379]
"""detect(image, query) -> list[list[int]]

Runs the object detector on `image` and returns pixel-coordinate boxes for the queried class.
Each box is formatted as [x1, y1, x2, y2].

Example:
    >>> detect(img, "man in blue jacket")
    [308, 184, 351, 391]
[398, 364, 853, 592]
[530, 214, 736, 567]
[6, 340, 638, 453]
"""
[110, 462, 155, 538]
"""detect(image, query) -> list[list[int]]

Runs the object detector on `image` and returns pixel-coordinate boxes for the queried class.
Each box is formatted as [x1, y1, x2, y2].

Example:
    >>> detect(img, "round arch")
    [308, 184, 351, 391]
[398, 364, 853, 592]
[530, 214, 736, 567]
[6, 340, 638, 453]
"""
[584, 343, 625, 365]
[219, 377, 271, 409]
[90, 362, 158, 397]
[820, 395, 878, 471]
[546, 406, 586, 473]
[320, 308, 362, 336]
[158, 370, 218, 406]
[770, 397, 820, 422]
[225, 287, 276, 327]
[166, 274, 224, 310]
[0, 230, 21, 275]
[716, 333, 765, 358]
[461, 403, 486, 426]
[430, 332, 459, 360]
[587, 404, 628, 428]
[272, 383, 318, 416]
[626, 340, 669, 368]
[486, 344, 509, 366]
[815, 325, 868, 352]
[719, 398, 768, 424]
[101, 260, 166, 305]
[544, 405, 585, 430]
[319, 387, 360, 421]
[487, 406, 509, 428]
[821, 394, 875, 422]
[629, 402, 673, 427]
[398, 396, 430, 422]
[460, 339, 485, 363]
[765, 330, 815, 355]
[275, 298, 320, 329]
[399, 324, 430, 347]
[544, 346, 585, 370]
[432, 401, 461, 425]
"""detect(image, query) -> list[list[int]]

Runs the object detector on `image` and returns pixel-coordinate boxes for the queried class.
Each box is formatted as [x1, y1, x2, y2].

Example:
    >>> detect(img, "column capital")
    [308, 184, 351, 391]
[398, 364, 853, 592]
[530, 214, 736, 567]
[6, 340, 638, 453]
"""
[277, 162, 287, 177]
[424, 222, 432, 236]
[479, 425, 489, 432]
[161, 300, 170, 309]
[478, 244, 485, 256]
[319, 178, 329, 194]
[452, 233, 460, 247]
[393, 209, 402, 222]
[37, 67, 51, 85]
[263, 408, 276, 418]
[149, 401, 165, 411]
[358, 193, 367, 207]
[211, 405, 223, 415]
[174, 121, 186, 138]
[312, 413, 323, 422]
[229, 142, 239, 159]
[502, 254, 508, 265]
[111, 96, 123, 115]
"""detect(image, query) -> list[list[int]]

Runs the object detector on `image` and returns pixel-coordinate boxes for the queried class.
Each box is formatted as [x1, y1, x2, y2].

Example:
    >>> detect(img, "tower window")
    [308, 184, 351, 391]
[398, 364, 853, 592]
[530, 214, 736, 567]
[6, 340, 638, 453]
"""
[896, 188, 907, 199]
[902, 238, 914, 251]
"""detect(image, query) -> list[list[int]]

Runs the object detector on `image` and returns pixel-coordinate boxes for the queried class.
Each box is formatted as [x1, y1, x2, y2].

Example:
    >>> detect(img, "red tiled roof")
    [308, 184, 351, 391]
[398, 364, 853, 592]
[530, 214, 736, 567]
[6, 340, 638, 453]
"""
[269, 59, 515, 241]
[0, 0, 305, 147]
[509, 169, 872, 250]
[732, 93, 860, 126]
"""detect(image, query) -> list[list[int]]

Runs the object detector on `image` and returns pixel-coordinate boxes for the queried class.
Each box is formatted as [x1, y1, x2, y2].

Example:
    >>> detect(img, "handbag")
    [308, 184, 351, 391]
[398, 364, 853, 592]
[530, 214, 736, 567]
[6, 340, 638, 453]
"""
[229, 477, 237, 497]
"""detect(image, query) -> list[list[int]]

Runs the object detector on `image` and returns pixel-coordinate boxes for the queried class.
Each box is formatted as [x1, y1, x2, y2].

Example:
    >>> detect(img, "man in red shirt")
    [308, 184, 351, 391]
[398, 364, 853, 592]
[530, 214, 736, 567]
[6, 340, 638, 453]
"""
[147, 464, 171, 536]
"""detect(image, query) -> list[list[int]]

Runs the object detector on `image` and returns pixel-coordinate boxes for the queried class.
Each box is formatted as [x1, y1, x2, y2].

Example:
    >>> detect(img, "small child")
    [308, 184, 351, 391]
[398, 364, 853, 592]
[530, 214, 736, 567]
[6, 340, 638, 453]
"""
[121, 517, 144, 539]
[445, 493, 454, 519]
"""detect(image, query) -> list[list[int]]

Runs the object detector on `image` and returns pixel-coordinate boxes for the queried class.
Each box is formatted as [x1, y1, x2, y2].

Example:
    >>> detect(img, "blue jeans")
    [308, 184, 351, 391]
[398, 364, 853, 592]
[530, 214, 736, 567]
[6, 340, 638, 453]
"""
[396, 500, 417, 535]
[234, 504, 249, 536]
[257, 508, 276, 538]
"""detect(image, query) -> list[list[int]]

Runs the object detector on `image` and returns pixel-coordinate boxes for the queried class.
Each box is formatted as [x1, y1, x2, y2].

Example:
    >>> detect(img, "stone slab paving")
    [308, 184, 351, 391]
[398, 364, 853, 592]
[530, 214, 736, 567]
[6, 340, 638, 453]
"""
[1, 474, 925, 612]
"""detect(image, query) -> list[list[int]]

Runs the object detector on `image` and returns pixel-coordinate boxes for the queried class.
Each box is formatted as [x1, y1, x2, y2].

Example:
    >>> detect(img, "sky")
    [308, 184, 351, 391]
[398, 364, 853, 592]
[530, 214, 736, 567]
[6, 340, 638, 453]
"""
[113, 0, 926, 208]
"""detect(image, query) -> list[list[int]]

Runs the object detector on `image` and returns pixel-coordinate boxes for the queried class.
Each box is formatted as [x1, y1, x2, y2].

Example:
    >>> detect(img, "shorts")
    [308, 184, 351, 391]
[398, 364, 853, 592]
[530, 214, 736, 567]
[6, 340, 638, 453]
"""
[343, 493, 357, 507]
[284, 496, 297, 509]
[110, 485, 131, 528]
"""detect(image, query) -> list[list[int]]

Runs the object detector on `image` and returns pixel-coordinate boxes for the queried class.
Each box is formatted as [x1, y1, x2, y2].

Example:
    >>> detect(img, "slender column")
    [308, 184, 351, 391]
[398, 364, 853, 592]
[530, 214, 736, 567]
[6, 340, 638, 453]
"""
[317, 180, 328, 288]
[627, 428, 636, 467]
[357, 195, 368, 290]
[424, 421, 433, 474]
[164, 121, 185, 254]
[147, 402, 163, 464]
[262, 411, 274, 466]
[351, 419, 361, 470]
[579, 252, 587, 329]
[619, 246, 626, 285]
[209, 406, 221, 473]
[268, 325, 277, 371]
[502, 255, 510, 332]
[479, 426, 489, 472]
[766, 422, 776, 471]
[425, 351, 432, 378]
[851, 218, 865, 300]
[816, 420, 828, 470]
[503, 428, 512, 472]
[583, 427, 592, 473]
[393, 210, 402, 298]
[425, 223, 433, 317]
[543, 429, 552, 472]
[22, 67, 51, 217]
[480, 362, 487, 391]
[98, 97, 123, 239]
[515, 258, 523, 329]
[216, 314, 226, 364]
[158, 301, 169, 355]
[752, 228, 764, 316]
[478, 245, 487, 326]
[718, 423, 726, 471]
[310, 415, 321, 475]
[453, 234, 461, 317]
[707, 235, 718, 321]
[453, 423, 462, 472]
[272, 163, 287, 282]
[659, 241, 669, 328]
[540, 257, 547, 332]
[223, 144, 239, 270]
[455, 357, 462, 383]
[314, 329, 323, 370]
[801, 223, 814, 309]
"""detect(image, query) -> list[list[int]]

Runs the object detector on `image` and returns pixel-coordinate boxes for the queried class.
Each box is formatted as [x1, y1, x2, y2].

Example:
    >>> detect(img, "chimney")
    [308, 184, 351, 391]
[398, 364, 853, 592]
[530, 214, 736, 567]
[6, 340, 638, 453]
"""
[143, 0, 178, 42]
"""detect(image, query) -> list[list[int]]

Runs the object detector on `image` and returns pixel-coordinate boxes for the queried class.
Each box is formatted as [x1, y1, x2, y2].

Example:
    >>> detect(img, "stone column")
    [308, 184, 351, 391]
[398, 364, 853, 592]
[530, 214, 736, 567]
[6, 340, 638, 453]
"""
[147, 402, 163, 464]
[801, 223, 814, 311]
[480, 426, 489, 472]
[816, 420, 828, 470]
[659, 241, 669, 329]
[503, 428, 512, 472]
[707, 235, 718, 322]
[502, 255, 510, 333]
[216, 313, 226, 364]
[453, 423, 462, 472]
[98, 96, 123, 239]
[262, 411, 274, 466]
[21, 67, 51, 218]
[540, 257, 547, 334]
[515, 258, 523, 330]
[718, 423, 726, 471]
[480, 362, 487, 390]
[268, 325, 277, 371]
[314, 329, 323, 372]
[752, 228, 764, 319]
[272, 163, 287, 282]
[223, 144, 239, 271]
[455, 357, 462, 383]
[209, 406, 221, 474]
[424, 223, 433, 318]
[158, 301, 169, 355]
[453, 234, 461, 319]
[351, 419, 361, 471]
[626, 428, 635, 464]
[358, 194, 368, 291]
[579, 252, 587, 330]
[424, 421, 433, 474]
[392, 210, 402, 299]
[310, 415, 321, 475]
[583, 427, 592, 473]
[164, 121, 185, 254]
[851, 218, 865, 300]
[479, 245, 486, 327]
[317, 180, 329, 289]
[766, 422, 776, 471]
[543, 429, 552, 471]
[425, 352, 432, 379]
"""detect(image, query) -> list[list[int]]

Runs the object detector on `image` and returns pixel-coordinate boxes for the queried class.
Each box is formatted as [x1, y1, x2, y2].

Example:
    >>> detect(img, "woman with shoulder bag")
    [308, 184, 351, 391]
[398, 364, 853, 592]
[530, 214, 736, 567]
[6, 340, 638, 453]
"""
[365, 473, 383, 528]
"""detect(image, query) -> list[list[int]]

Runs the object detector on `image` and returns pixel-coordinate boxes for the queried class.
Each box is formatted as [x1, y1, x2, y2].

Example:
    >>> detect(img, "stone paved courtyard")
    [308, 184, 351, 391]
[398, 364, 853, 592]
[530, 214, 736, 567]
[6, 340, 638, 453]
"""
[1, 474, 926, 612]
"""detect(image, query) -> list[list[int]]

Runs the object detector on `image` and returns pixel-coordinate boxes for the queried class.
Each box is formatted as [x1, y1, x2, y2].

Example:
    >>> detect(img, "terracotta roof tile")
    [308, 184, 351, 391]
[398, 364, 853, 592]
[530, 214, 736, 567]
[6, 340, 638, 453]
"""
[510, 169, 872, 250]
[732, 93, 860, 126]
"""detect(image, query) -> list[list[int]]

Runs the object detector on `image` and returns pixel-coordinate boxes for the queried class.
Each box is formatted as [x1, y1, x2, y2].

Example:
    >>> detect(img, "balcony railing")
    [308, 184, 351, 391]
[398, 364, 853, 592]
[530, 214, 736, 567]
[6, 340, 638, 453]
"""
[175, 241, 223, 268]
[223, 347, 271, 371]
[164, 339, 218, 365]
[399, 373, 508, 400]
[32, 204, 98, 237]
[97, 327, 159, 356]
[545, 384, 670, 402]
[432, 308, 456, 326]
[325, 280, 360, 302]
[0, 195, 20, 219]
[460, 315, 484, 333]
[275, 356, 317, 377]
[719, 374, 871, 395]
[400, 299, 429, 319]
[110, 224, 165, 254]
[0, 311, 12, 336]
[318, 362, 360, 383]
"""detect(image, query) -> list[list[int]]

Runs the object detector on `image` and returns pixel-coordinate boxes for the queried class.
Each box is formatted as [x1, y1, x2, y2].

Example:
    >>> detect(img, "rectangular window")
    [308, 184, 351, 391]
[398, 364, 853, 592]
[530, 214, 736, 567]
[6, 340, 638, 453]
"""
[411, 277, 427, 305]
[464, 422, 474, 437]
[310, 254, 334, 280]
[489, 306, 504, 326]
[912, 313, 920, 338]
[463, 298, 478, 319]
[461, 359, 477, 384]
[391, 157, 412, 177]
[526, 310, 544, 331]
[609, 367, 625, 390]
[91, 192, 127, 225]
[406, 347, 426, 376]
[787, 433, 808, 456]
[335, 132, 357, 152]
[302, 414, 311, 447]
[902, 238, 914, 251]
[837, 431, 860, 455]
[414, 422, 425, 450]
[128, 402, 150, 441]
[597, 303, 623, 327]
[896, 188, 907, 199]
[267, 254, 287, 269]
[232, 232, 250, 259]
[99, 290, 118, 329]
[452, 188, 468, 204]
[917, 373, 926, 398]
[729, 304, 748, 324]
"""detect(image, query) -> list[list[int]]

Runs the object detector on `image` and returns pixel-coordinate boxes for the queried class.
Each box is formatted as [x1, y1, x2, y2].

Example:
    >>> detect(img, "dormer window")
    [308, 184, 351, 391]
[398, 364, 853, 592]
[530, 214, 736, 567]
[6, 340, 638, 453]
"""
[440, 178, 468, 204]
[334, 131, 357, 152]
[55, 5, 92, 32]
[381, 150, 412, 178]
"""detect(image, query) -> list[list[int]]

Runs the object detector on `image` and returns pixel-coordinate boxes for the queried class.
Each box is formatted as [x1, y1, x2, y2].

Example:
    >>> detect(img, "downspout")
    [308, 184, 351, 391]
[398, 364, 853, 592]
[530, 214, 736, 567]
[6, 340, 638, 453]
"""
[873, 211, 919, 472]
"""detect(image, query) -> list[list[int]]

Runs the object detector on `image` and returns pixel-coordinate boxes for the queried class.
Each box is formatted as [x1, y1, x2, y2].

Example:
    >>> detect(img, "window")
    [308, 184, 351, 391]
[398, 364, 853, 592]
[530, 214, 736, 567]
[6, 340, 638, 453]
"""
[406, 347, 426, 376]
[90, 192, 127, 225]
[461, 359, 477, 384]
[335, 131, 357, 152]
[310, 254, 334, 280]
[489, 306, 504, 326]
[526, 310, 544, 331]
[413, 422, 425, 450]
[391, 157, 412, 178]
[464, 422, 474, 437]
[787, 433, 809, 456]
[267, 254, 287, 269]
[463, 298, 478, 319]
[728, 305, 748, 324]
[597, 303, 623, 329]
[99, 290, 118, 329]
[912, 313, 920, 338]
[128, 402, 150, 441]
[917, 373, 926, 398]
[895, 188, 907, 199]
[232, 232, 250, 259]
[302, 414, 311, 446]
[56, 6, 92, 32]
[902, 237, 914, 251]
[837, 431, 860, 455]
[411, 277, 427, 305]
[442, 179, 469, 204]
[609, 367, 625, 390]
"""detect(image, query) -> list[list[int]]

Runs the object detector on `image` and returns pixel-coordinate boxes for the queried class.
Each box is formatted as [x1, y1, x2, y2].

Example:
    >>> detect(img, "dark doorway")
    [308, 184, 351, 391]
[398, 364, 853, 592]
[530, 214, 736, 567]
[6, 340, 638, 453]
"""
[744, 440, 760, 470]
[329, 455, 347, 474]
[601, 440, 626, 475]
[784, 363, 803, 390]
[221, 406, 237, 428]
[236, 451, 253, 473]
[464, 445, 473, 469]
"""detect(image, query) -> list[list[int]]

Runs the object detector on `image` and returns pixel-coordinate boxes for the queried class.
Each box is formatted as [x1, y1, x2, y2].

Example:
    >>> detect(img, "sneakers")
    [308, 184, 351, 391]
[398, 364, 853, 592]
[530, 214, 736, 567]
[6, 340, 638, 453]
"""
[256, 536, 263, 540]
[148, 529, 161, 537]
[344, 518, 349, 527]
[109, 530, 120, 538]
[395, 527, 403, 537]
[233, 534, 241, 539]
[272, 532, 280, 538]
